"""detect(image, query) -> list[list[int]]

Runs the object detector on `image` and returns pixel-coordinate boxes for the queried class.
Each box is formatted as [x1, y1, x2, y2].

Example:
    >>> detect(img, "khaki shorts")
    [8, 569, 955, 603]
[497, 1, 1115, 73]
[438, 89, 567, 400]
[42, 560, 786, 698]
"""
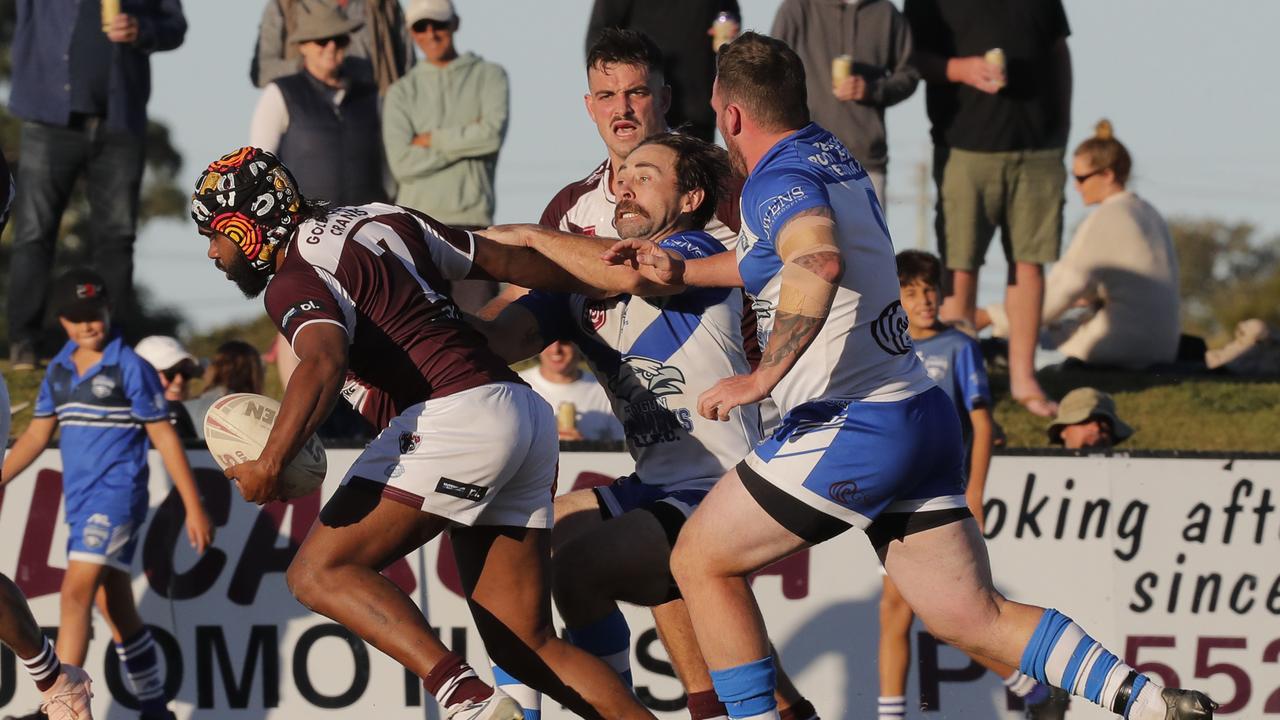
[933, 146, 1066, 271]
[342, 382, 557, 528]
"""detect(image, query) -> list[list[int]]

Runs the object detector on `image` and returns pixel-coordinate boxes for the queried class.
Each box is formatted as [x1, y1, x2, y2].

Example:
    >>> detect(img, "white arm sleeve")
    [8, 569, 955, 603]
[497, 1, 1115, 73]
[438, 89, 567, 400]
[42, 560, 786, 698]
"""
[249, 84, 290, 153]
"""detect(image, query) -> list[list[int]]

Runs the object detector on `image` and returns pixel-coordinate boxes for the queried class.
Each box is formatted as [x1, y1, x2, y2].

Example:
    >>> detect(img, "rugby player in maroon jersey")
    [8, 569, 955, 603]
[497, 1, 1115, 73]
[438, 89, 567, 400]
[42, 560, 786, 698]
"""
[190, 146, 653, 720]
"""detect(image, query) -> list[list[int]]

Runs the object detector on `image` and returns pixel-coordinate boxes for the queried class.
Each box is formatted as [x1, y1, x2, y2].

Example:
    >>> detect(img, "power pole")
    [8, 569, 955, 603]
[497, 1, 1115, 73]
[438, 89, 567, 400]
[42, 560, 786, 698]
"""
[915, 159, 929, 249]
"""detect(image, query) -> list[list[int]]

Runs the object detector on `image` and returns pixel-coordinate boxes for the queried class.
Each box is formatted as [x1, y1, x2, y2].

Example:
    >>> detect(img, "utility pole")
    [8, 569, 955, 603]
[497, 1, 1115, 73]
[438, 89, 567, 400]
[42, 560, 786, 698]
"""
[915, 159, 929, 249]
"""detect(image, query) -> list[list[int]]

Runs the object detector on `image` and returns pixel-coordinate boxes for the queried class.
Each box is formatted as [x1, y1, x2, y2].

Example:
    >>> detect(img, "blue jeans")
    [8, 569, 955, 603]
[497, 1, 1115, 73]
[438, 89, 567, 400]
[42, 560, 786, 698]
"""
[8, 119, 145, 346]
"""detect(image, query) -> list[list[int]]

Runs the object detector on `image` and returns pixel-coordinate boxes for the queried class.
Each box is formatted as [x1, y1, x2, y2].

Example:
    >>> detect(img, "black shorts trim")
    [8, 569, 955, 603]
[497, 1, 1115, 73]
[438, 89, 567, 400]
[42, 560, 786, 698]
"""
[866, 507, 973, 549]
[738, 461, 852, 544]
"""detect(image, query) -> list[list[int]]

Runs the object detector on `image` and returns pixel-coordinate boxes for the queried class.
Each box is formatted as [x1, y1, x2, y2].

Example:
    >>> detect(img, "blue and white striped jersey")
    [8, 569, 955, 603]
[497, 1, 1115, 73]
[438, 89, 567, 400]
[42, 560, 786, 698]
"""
[737, 123, 933, 414]
[518, 230, 761, 491]
[34, 334, 168, 519]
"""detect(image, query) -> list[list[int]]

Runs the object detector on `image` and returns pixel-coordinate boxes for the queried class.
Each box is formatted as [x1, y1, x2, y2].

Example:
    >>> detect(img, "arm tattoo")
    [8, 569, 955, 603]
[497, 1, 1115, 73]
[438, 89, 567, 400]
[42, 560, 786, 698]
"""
[760, 310, 825, 370]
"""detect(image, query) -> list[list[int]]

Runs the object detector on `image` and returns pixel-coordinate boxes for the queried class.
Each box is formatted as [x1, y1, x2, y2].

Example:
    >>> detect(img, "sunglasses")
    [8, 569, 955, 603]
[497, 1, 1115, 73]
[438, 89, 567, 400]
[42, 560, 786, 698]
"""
[310, 35, 351, 49]
[1073, 168, 1106, 184]
[412, 19, 451, 33]
[162, 361, 201, 382]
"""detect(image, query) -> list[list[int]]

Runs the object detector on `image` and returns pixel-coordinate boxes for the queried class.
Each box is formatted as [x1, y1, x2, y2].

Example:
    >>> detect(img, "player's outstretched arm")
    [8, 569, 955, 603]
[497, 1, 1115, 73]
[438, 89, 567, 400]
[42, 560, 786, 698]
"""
[602, 239, 743, 292]
[228, 323, 348, 504]
[492, 224, 690, 296]
[697, 207, 843, 421]
[145, 420, 214, 553]
[0, 417, 56, 487]
[471, 228, 606, 297]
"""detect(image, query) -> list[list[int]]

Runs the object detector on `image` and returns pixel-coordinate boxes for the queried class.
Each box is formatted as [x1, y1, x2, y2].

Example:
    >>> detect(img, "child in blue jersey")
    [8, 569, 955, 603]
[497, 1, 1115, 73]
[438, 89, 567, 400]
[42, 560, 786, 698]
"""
[876, 251, 1063, 719]
[2, 269, 213, 720]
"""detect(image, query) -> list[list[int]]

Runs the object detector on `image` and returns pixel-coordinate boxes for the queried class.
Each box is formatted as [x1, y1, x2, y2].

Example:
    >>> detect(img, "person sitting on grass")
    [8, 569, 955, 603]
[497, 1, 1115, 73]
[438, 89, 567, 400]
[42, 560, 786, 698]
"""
[1047, 386, 1133, 451]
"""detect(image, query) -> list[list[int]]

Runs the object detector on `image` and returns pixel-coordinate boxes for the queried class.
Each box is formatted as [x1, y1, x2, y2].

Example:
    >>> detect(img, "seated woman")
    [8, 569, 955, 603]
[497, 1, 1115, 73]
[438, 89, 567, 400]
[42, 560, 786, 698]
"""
[982, 120, 1181, 369]
[185, 341, 265, 440]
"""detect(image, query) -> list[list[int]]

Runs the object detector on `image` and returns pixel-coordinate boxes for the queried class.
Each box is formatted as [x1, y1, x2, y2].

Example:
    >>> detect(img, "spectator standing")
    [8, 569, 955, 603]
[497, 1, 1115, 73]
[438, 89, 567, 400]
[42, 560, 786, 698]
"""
[518, 341, 623, 442]
[904, 0, 1072, 417]
[1048, 387, 1133, 450]
[251, 0, 414, 95]
[383, 0, 509, 313]
[249, 6, 389, 207]
[982, 120, 1181, 370]
[184, 341, 266, 441]
[7, 0, 187, 368]
[134, 335, 202, 441]
[771, 0, 919, 205]
[586, 0, 740, 142]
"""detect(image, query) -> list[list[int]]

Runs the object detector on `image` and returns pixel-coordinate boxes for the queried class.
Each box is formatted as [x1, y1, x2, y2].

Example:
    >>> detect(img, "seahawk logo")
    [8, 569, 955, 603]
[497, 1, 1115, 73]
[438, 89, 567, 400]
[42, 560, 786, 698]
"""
[612, 356, 686, 401]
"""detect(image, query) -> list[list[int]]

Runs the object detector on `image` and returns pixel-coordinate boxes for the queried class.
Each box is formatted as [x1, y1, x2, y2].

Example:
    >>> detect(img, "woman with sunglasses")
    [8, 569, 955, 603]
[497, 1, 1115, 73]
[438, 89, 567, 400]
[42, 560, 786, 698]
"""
[248, 4, 390, 208]
[980, 119, 1181, 369]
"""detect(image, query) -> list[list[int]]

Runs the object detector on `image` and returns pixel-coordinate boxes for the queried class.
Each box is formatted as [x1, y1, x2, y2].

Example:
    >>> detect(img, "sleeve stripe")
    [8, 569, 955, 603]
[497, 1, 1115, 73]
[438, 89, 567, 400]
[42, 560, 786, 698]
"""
[289, 318, 351, 351]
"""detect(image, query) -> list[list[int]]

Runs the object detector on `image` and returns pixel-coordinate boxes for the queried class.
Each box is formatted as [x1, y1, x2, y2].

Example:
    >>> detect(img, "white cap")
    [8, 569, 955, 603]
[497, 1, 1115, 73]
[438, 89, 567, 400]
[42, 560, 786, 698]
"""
[135, 336, 198, 373]
[406, 0, 456, 26]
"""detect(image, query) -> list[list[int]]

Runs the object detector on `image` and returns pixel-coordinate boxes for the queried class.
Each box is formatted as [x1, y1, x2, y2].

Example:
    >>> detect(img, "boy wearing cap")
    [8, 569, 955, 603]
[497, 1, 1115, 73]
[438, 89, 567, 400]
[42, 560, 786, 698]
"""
[878, 250, 1064, 719]
[2, 268, 213, 720]
[1048, 387, 1133, 450]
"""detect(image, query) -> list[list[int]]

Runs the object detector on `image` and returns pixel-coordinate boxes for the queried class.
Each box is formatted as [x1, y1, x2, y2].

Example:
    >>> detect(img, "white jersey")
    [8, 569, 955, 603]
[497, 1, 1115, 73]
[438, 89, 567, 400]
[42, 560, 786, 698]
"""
[517, 366, 624, 441]
[540, 158, 739, 251]
[516, 230, 761, 491]
[736, 124, 933, 415]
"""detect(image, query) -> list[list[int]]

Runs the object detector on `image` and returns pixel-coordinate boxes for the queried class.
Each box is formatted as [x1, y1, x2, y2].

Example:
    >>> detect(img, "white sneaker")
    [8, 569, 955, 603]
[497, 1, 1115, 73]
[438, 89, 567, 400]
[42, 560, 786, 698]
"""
[445, 688, 524, 720]
[39, 665, 94, 720]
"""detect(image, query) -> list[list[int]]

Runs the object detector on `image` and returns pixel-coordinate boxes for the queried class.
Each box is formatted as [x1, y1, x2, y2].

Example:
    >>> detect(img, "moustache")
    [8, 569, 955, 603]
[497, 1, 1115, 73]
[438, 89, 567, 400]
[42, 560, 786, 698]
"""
[615, 201, 647, 220]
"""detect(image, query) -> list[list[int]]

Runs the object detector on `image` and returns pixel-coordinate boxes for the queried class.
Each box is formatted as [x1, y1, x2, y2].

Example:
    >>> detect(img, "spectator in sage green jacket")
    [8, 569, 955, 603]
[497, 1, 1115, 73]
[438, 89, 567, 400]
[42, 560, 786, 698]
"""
[382, 0, 508, 312]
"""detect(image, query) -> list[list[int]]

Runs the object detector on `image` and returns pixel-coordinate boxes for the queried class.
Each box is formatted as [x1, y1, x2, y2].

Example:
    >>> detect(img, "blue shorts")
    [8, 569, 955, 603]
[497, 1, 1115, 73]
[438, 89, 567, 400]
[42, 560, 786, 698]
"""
[595, 474, 710, 522]
[67, 501, 147, 572]
[739, 386, 969, 548]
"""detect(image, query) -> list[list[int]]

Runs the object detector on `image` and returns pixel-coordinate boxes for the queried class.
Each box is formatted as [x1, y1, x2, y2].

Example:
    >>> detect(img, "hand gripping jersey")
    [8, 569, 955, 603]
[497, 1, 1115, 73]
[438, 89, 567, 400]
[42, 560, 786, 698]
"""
[264, 203, 519, 430]
[736, 124, 933, 414]
[517, 230, 761, 491]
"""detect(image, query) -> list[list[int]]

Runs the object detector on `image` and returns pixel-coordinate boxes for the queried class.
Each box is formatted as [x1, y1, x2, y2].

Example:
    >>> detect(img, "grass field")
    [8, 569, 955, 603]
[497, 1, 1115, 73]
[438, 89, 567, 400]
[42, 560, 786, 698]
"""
[5, 318, 1277, 452]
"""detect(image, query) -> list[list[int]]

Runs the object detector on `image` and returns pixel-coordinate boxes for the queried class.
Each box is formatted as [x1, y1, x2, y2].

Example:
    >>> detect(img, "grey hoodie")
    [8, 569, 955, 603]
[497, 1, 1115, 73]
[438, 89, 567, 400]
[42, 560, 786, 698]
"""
[772, 0, 919, 173]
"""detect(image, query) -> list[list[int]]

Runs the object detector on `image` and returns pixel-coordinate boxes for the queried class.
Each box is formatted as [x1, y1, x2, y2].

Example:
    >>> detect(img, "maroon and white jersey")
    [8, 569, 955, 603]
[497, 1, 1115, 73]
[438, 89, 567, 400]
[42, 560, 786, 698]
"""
[540, 159, 742, 249]
[264, 203, 519, 429]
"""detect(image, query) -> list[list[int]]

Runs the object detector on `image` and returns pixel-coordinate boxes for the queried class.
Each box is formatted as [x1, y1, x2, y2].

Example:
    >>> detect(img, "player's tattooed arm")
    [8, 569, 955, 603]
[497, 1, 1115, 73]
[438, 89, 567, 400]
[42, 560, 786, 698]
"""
[696, 207, 843, 421]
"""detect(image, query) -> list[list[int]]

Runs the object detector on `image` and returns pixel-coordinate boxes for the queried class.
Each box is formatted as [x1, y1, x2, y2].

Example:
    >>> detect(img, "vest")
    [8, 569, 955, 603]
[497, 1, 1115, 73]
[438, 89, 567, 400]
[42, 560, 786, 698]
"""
[276, 72, 387, 206]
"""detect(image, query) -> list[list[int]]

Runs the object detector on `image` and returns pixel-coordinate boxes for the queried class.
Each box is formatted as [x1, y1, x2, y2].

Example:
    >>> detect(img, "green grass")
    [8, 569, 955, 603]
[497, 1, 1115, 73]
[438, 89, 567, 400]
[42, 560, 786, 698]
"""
[990, 365, 1280, 451]
[6, 321, 1278, 452]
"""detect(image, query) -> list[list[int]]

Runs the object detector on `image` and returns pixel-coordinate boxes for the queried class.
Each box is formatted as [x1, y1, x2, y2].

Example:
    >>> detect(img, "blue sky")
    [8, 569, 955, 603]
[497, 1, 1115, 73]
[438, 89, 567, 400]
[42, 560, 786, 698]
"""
[137, 0, 1280, 332]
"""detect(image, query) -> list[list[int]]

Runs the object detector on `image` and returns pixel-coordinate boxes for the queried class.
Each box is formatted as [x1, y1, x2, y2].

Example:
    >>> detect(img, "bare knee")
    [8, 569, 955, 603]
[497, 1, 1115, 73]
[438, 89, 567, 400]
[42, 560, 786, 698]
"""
[285, 556, 325, 611]
[669, 534, 704, 592]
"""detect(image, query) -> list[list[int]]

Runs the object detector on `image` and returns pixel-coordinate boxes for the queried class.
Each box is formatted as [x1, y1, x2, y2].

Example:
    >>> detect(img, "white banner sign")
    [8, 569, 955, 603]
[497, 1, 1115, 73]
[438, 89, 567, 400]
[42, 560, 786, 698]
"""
[0, 451, 1276, 718]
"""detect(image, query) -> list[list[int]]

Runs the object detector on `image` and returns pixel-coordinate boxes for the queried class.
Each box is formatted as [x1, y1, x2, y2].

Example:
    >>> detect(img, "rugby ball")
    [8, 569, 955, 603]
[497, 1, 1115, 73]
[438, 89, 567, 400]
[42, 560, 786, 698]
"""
[203, 393, 327, 500]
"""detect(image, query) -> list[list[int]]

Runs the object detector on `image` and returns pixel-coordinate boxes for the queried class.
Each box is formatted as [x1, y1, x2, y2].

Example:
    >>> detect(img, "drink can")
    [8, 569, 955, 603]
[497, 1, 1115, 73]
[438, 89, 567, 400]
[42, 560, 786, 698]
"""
[712, 12, 738, 52]
[984, 47, 1006, 89]
[101, 0, 121, 31]
[832, 55, 854, 89]
[557, 402, 578, 433]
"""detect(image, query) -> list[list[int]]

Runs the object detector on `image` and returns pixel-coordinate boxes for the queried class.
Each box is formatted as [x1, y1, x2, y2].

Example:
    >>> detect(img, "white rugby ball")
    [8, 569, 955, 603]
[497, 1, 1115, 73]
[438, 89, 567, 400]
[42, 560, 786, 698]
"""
[203, 393, 327, 500]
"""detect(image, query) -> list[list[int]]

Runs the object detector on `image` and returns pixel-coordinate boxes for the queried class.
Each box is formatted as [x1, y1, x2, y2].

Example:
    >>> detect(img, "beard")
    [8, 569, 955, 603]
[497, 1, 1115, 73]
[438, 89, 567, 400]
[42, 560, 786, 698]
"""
[613, 200, 656, 240]
[725, 135, 748, 178]
[218, 252, 272, 298]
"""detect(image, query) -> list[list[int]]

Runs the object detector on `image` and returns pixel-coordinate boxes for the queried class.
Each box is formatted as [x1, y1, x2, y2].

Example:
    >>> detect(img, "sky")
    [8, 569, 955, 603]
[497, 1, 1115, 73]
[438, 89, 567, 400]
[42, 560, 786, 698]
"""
[136, 0, 1280, 333]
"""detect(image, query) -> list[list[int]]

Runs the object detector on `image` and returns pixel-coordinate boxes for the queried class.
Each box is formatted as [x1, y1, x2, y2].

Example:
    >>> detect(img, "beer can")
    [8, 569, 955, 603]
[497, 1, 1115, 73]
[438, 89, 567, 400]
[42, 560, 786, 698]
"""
[712, 12, 738, 52]
[557, 402, 578, 433]
[984, 48, 1006, 89]
[832, 55, 854, 89]
[102, 0, 121, 31]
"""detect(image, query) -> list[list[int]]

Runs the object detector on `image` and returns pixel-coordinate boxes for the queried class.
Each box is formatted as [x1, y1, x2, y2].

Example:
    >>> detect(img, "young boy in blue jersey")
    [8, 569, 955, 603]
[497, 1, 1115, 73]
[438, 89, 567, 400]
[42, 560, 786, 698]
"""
[877, 250, 1064, 719]
[2, 268, 213, 720]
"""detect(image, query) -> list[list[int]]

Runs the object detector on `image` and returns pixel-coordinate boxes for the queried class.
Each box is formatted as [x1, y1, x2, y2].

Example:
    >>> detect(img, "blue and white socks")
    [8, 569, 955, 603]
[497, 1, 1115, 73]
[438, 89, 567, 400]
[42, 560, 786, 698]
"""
[1021, 609, 1166, 720]
[710, 657, 779, 720]
[116, 628, 167, 715]
[566, 609, 634, 686]
[491, 664, 541, 720]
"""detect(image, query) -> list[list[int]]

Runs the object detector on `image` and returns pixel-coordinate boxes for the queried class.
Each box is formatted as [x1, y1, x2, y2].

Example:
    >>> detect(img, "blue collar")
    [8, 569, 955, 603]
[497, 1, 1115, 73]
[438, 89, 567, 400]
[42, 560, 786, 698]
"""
[50, 332, 126, 376]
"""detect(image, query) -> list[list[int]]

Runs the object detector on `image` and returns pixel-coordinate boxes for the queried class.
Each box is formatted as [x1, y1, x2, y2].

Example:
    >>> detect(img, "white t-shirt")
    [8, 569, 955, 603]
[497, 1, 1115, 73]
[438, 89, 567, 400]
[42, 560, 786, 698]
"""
[518, 366, 623, 441]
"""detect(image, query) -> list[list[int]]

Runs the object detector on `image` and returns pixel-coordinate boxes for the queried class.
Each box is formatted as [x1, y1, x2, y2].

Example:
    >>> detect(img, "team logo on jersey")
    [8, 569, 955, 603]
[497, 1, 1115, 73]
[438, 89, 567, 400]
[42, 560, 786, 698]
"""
[399, 432, 421, 455]
[90, 374, 116, 399]
[611, 357, 687, 402]
[581, 299, 610, 333]
[921, 354, 948, 383]
[280, 299, 324, 332]
[870, 301, 912, 356]
[758, 186, 807, 235]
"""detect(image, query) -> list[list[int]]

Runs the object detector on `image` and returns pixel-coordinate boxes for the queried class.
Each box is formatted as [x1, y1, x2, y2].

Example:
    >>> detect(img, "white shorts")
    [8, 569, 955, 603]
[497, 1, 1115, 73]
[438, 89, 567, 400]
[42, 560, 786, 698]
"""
[342, 382, 557, 528]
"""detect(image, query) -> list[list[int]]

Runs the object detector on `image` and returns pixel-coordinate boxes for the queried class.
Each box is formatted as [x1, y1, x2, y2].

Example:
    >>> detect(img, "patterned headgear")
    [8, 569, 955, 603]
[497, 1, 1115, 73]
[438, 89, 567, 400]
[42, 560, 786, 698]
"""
[190, 147, 303, 273]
